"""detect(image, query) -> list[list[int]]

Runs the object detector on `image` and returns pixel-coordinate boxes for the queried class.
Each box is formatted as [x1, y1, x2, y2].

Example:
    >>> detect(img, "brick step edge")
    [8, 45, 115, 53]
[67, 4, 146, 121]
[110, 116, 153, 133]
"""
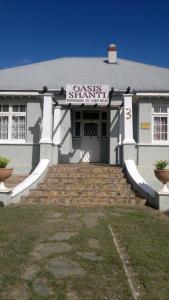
[20, 199, 145, 206]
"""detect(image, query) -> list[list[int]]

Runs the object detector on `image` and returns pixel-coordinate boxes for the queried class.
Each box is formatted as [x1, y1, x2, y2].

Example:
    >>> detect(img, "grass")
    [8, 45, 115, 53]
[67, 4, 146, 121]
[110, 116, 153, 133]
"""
[108, 206, 169, 300]
[0, 204, 169, 299]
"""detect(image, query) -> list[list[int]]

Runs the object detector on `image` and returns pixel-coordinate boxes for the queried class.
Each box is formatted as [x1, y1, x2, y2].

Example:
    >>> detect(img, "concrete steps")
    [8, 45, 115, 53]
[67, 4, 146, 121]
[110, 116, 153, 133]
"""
[21, 164, 145, 207]
[43, 177, 127, 184]
[22, 196, 144, 206]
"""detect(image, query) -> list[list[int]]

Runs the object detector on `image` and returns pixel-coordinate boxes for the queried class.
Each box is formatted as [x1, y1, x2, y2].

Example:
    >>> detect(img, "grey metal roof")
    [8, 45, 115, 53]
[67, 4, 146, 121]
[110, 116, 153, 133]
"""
[0, 57, 169, 91]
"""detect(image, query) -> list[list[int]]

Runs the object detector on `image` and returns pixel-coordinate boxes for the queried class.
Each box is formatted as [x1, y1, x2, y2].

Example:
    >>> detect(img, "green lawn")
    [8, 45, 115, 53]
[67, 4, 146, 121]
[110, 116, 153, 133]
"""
[0, 205, 169, 299]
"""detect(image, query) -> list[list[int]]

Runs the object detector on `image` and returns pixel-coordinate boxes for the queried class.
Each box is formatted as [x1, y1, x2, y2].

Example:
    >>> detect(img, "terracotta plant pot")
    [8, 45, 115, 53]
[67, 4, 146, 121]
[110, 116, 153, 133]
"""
[154, 169, 169, 193]
[0, 168, 13, 191]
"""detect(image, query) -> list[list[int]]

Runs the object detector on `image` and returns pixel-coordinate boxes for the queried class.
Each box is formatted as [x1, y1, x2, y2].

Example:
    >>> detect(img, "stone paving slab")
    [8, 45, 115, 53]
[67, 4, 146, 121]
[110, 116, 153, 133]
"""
[33, 242, 72, 258]
[47, 257, 86, 279]
[32, 277, 53, 296]
[48, 231, 78, 241]
[22, 265, 41, 281]
[2, 284, 29, 300]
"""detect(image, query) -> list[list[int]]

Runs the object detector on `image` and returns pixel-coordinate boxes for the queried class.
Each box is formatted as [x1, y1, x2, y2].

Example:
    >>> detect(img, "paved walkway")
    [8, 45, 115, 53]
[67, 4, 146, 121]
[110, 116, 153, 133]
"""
[5, 208, 132, 299]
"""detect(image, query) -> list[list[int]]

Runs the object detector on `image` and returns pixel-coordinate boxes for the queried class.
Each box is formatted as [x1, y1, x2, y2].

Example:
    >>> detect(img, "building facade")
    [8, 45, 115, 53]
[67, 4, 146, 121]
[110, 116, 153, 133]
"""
[0, 44, 169, 174]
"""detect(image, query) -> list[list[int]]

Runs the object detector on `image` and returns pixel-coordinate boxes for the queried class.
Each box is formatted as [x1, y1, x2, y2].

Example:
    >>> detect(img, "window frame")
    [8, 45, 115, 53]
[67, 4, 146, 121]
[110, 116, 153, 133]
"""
[0, 104, 27, 143]
[152, 105, 169, 144]
[72, 110, 82, 138]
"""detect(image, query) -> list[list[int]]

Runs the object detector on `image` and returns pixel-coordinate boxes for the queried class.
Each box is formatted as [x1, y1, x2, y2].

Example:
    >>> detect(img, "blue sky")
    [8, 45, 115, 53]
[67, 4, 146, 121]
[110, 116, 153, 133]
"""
[0, 0, 169, 69]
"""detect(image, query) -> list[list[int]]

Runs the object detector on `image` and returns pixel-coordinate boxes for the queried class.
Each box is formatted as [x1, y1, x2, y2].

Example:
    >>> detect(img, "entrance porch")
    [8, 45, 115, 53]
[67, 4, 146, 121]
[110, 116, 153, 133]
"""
[71, 109, 109, 163]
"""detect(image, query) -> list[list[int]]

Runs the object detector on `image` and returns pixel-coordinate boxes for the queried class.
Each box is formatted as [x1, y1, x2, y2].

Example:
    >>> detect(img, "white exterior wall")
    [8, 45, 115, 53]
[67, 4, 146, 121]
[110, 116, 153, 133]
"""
[0, 97, 42, 173]
[137, 98, 169, 166]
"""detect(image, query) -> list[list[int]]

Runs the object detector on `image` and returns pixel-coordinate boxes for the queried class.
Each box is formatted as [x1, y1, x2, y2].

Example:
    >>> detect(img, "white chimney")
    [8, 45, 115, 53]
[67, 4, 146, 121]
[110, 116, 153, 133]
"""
[108, 44, 117, 63]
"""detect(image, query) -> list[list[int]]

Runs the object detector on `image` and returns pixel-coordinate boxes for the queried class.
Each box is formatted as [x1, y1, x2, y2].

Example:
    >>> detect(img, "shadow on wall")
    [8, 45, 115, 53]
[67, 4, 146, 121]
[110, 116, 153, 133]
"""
[110, 110, 119, 164]
[29, 117, 41, 173]
[55, 109, 92, 164]
[58, 137, 82, 164]
[53, 109, 72, 163]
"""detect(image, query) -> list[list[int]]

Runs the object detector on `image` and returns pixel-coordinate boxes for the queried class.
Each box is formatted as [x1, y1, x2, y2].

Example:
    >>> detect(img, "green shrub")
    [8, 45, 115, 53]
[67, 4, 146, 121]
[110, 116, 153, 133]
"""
[155, 160, 168, 170]
[0, 156, 10, 168]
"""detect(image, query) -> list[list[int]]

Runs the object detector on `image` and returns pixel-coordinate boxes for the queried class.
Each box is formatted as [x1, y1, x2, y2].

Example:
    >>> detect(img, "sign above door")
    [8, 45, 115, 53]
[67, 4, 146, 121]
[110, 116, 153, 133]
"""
[66, 84, 109, 105]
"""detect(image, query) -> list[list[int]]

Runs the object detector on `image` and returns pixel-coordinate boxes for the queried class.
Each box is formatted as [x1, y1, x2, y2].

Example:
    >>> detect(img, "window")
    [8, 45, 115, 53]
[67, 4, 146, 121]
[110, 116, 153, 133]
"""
[101, 122, 107, 137]
[75, 111, 81, 120]
[73, 111, 81, 137]
[0, 104, 26, 141]
[101, 111, 107, 120]
[153, 105, 168, 142]
[83, 111, 99, 120]
[75, 122, 81, 137]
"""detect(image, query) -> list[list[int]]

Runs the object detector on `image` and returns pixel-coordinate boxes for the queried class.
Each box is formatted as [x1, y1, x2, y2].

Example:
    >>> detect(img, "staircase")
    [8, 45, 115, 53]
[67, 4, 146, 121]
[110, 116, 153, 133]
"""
[21, 164, 145, 207]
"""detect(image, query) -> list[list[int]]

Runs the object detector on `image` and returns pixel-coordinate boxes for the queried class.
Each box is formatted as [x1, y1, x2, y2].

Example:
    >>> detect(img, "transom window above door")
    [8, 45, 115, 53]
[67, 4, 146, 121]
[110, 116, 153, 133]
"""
[83, 111, 100, 120]
[0, 104, 26, 141]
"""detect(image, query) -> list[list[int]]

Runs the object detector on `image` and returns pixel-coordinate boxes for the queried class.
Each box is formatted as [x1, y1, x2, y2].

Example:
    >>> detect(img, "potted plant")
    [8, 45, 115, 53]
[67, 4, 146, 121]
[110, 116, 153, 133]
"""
[154, 160, 169, 193]
[0, 157, 13, 191]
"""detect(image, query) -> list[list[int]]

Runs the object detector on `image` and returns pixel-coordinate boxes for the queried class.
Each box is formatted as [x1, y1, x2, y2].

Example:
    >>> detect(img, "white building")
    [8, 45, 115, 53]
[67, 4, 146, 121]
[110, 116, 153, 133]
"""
[0, 44, 169, 175]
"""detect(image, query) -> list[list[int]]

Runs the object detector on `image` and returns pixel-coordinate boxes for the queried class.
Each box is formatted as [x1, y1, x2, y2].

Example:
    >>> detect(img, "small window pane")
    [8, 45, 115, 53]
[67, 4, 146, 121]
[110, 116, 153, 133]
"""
[154, 106, 160, 113]
[153, 116, 168, 141]
[19, 116, 26, 139]
[161, 133, 167, 140]
[12, 116, 26, 139]
[83, 112, 90, 119]
[83, 111, 99, 120]
[0, 116, 8, 139]
[12, 116, 18, 138]
[75, 111, 81, 119]
[75, 122, 81, 137]
[13, 105, 19, 112]
[101, 122, 107, 137]
[20, 105, 26, 112]
[101, 112, 107, 120]
[161, 106, 167, 113]
[0, 105, 9, 112]
[154, 106, 167, 113]
[3, 105, 9, 112]
[92, 112, 99, 120]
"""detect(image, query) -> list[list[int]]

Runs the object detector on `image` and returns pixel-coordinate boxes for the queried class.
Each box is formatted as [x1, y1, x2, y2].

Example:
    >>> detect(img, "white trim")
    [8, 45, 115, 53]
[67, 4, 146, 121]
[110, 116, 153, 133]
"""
[0, 104, 26, 141]
[0, 140, 26, 144]
[39, 95, 53, 144]
[39, 139, 52, 144]
[137, 143, 169, 146]
[0, 92, 52, 96]
[123, 94, 135, 144]
[10, 159, 50, 201]
[136, 93, 169, 97]
[53, 106, 61, 145]
[152, 104, 169, 143]
[125, 160, 156, 199]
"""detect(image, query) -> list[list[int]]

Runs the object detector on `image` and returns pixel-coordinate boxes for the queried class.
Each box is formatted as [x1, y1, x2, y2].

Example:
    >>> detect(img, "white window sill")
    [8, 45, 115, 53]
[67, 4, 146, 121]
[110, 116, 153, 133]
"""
[0, 140, 26, 144]
[152, 141, 169, 145]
